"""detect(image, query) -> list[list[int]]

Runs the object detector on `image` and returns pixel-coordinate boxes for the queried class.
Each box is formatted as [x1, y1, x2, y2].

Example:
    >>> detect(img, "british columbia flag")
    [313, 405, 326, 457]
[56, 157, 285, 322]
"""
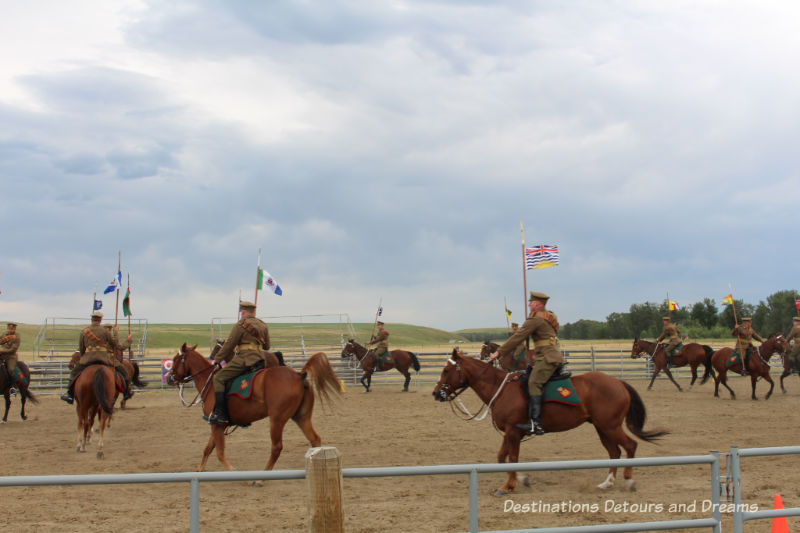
[525, 245, 559, 270]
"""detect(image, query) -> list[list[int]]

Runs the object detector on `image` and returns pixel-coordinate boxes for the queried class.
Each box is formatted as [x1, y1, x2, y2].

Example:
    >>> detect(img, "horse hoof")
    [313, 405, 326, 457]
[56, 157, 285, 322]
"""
[522, 475, 531, 487]
[97, 451, 104, 459]
[494, 488, 508, 496]
[251, 481, 263, 488]
[625, 479, 637, 491]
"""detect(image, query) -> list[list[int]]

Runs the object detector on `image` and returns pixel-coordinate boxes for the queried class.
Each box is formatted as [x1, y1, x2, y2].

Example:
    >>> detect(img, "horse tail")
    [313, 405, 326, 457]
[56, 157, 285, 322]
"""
[622, 381, 669, 442]
[131, 362, 148, 388]
[301, 352, 343, 407]
[16, 363, 39, 404]
[700, 345, 716, 385]
[409, 352, 421, 372]
[93, 368, 114, 415]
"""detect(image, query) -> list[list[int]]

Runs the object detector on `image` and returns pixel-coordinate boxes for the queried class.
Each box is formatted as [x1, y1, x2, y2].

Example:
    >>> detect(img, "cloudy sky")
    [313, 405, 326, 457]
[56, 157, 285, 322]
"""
[1, 1, 798, 331]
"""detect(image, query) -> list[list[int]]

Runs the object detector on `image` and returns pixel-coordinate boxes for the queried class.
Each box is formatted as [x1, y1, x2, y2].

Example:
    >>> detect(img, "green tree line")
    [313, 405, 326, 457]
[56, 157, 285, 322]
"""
[560, 289, 799, 340]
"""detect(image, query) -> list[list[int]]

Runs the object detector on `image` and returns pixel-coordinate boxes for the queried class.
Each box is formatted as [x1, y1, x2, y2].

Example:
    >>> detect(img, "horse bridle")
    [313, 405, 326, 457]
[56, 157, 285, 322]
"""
[172, 347, 217, 407]
[436, 358, 468, 401]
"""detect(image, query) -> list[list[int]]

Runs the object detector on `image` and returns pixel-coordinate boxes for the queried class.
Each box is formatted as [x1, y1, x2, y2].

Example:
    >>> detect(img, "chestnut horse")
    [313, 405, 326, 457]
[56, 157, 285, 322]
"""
[479, 340, 528, 372]
[1, 361, 38, 423]
[433, 349, 667, 494]
[340, 339, 420, 392]
[630, 338, 716, 391]
[69, 350, 143, 411]
[167, 343, 341, 473]
[711, 334, 788, 400]
[74, 364, 117, 458]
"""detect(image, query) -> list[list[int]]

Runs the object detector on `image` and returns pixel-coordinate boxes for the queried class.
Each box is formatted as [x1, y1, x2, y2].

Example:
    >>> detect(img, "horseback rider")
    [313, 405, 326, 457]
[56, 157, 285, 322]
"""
[732, 317, 764, 376]
[61, 311, 132, 404]
[489, 291, 562, 436]
[208, 300, 270, 426]
[0, 322, 23, 394]
[786, 316, 800, 373]
[367, 321, 389, 372]
[103, 323, 135, 401]
[655, 316, 681, 367]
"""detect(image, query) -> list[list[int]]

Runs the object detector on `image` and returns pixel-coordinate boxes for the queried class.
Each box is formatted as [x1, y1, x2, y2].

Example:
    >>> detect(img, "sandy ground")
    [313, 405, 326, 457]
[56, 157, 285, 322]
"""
[1, 369, 799, 532]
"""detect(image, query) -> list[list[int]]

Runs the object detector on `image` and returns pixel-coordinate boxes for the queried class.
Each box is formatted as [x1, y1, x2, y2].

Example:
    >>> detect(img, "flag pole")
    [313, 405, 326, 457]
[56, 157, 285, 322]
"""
[368, 298, 382, 343]
[114, 251, 121, 328]
[93, 284, 97, 314]
[504, 296, 511, 334]
[254, 249, 262, 309]
[127, 273, 131, 336]
[520, 221, 528, 318]
[728, 284, 739, 326]
[667, 292, 671, 321]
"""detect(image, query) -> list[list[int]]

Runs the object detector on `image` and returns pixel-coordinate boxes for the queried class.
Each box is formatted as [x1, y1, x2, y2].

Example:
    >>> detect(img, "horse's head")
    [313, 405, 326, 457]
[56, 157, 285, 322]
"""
[479, 341, 493, 360]
[341, 339, 354, 359]
[767, 334, 789, 356]
[166, 342, 198, 385]
[209, 338, 226, 360]
[630, 337, 646, 359]
[432, 348, 469, 402]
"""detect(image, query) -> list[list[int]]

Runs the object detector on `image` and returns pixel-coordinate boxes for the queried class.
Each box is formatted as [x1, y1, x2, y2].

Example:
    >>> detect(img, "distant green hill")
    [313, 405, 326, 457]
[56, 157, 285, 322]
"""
[10, 321, 471, 351]
[455, 327, 511, 343]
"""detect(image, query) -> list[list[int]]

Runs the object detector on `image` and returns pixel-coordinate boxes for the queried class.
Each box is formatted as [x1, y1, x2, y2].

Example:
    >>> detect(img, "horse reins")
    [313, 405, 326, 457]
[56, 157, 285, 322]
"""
[442, 358, 511, 422]
[174, 349, 218, 408]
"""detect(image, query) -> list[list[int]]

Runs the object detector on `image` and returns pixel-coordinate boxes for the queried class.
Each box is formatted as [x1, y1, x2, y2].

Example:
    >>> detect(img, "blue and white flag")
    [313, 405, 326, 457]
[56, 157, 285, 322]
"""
[103, 270, 122, 294]
[257, 268, 283, 296]
[93, 299, 103, 311]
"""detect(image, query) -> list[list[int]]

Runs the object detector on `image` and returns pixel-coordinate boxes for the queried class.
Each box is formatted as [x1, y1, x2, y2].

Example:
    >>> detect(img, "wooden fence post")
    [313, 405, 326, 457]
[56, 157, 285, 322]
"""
[305, 446, 344, 532]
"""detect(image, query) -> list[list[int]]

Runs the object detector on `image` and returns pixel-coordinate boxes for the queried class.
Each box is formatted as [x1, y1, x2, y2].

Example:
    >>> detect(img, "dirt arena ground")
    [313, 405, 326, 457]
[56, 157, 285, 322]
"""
[2, 368, 799, 532]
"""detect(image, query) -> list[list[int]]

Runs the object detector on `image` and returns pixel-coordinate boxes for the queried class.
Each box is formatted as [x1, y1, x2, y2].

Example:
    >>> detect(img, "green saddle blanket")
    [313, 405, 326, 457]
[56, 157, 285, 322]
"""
[726, 352, 744, 369]
[667, 344, 682, 357]
[2, 365, 28, 387]
[542, 376, 581, 406]
[227, 369, 265, 399]
[373, 351, 392, 370]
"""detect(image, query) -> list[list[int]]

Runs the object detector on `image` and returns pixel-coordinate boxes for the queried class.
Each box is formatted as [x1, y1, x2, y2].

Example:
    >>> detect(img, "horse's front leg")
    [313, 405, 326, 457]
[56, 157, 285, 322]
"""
[197, 434, 216, 472]
[19, 393, 27, 420]
[360, 372, 371, 392]
[662, 368, 683, 392]
[647, 368, 659, 390]
[495, 430, 522, 495]
[762, 374, 775, 400]
[750, 375, 759, 400]
[1, 393, 9, 423]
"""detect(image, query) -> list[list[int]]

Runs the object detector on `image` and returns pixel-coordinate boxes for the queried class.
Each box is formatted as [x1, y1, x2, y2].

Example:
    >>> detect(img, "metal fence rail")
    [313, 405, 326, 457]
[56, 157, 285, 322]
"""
[24, 346, 790, 394]
[2, 445, 797, 532]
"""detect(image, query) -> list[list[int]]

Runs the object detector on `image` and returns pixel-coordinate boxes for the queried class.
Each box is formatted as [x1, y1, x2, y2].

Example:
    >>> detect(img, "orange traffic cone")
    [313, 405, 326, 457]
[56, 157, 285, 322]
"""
[772, 494, 790, 533]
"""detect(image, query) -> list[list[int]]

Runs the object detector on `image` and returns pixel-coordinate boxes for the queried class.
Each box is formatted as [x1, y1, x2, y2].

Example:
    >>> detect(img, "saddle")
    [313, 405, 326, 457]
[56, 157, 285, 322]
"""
[518, 364, 571, 399]
[1, 364, 28, 388]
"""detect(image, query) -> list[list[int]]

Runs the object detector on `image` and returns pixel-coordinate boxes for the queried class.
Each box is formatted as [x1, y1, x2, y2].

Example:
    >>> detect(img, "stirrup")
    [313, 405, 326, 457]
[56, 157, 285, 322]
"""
[61, 392, 74, 404]
[207, 411, 229, 426]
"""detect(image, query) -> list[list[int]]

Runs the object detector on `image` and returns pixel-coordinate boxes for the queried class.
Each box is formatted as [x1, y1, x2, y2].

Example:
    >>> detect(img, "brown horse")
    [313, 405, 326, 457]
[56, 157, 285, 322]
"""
[74, 364, 116, 458]
[1, 361, 38, 423]
[630, 338, 716, 391]
[711, 334, 788, 400]
[433, 349, 667, 494]
[479, 340, 528, 372]
[340, 339, 420, 392]
[167, 343, 341, 473]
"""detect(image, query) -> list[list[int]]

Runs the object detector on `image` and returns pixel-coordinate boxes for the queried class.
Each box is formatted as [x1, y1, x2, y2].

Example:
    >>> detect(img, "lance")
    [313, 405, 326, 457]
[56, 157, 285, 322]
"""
[368, 298, 382, 344]
[254, 248, 262, 309]
[520, 221, 528, 318]
[114, 251, 121, 328]
[504, 296, 511, 335]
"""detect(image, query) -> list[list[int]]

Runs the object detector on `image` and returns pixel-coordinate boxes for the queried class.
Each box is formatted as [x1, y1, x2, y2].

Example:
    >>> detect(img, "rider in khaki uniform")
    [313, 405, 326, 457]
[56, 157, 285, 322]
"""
[0, 322, 22, 393]
[655, 316, 682, 365]
[208, 300, 270, 426]
[61, 311, 131, 404]
[490, 291, 562, 436]
[786, 316, 800, 373]
[732, 317, 764, 376]
[367, 321, 389, 371]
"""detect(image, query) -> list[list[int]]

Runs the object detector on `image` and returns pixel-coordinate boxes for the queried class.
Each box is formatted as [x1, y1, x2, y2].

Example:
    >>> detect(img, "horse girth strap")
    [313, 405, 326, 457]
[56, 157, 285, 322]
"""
[239, 319, 266, 346]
